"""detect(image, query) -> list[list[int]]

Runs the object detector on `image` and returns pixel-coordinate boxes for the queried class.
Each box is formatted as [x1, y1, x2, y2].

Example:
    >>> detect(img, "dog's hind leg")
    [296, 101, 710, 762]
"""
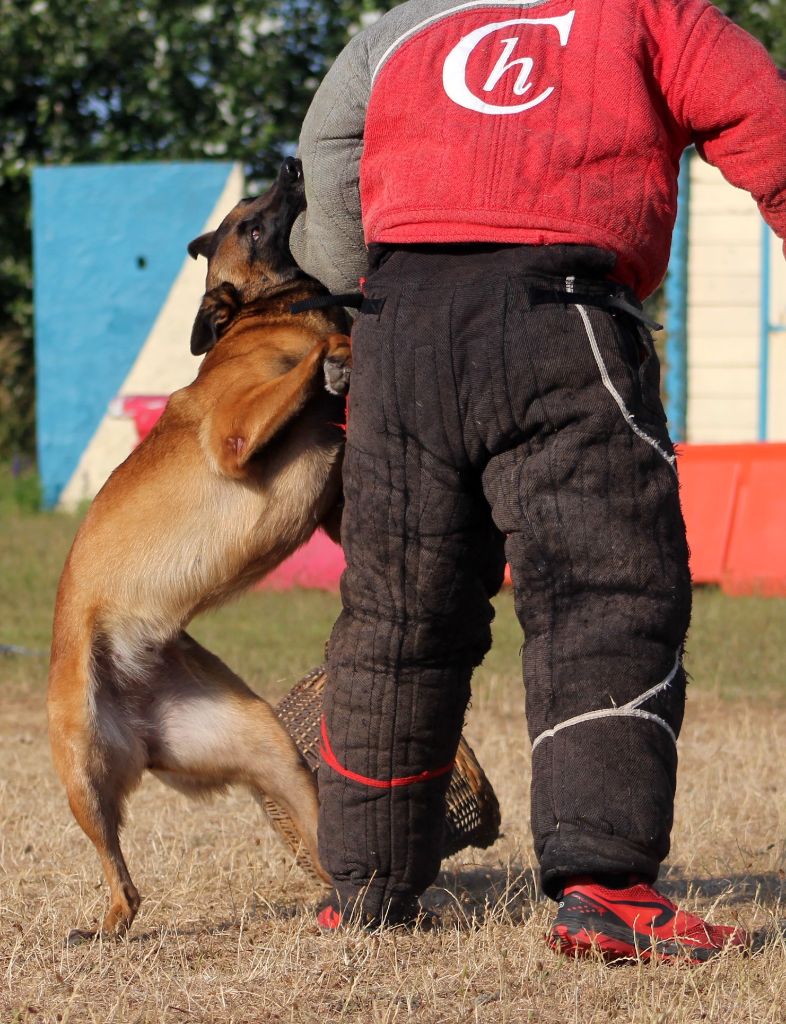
[61, 772, 142, 941]
[48, 644, 146, 940]
[148, 633, 329, 883]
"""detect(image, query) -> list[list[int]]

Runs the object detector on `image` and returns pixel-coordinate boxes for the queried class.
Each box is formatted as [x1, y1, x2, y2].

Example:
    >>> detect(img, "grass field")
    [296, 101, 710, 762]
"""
[1, 509, 785, 1023]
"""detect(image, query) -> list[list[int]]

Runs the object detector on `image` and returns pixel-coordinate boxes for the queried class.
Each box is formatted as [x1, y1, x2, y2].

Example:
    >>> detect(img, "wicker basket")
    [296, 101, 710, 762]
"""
[264, 665, 501, 879]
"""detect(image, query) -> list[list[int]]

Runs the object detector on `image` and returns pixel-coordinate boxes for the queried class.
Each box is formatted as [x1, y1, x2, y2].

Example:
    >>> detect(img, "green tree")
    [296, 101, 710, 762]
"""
[0, 0, 397, 460]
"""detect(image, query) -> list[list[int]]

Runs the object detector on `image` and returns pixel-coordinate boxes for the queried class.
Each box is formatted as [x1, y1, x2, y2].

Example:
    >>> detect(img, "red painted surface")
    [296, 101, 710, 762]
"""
[257, 529, 344, 592]
[110, 395, 169, 441]
[676, 448, 742, 585]
[119, 400, 786, 596]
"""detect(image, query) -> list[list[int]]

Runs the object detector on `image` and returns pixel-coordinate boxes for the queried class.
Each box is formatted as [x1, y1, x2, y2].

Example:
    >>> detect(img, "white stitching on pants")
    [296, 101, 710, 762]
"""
[575, 302, 677, 475]
[530, 648, 681, 753]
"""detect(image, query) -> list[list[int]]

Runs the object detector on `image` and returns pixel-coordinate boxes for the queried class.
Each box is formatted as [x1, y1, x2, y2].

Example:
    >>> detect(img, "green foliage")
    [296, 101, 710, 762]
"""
[0, 327, 35, 457]
[0, 0, 398, 460]
[0, 460, 42, 515]
[0, 0, 398, 179]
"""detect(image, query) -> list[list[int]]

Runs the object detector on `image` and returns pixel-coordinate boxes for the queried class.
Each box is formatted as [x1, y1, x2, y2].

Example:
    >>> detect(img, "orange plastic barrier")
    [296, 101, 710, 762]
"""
[677, 443, 786, 595]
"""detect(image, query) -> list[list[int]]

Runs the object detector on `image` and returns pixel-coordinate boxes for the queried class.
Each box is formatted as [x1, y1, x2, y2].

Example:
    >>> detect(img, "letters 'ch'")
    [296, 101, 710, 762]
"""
[443, 10, 575, 115]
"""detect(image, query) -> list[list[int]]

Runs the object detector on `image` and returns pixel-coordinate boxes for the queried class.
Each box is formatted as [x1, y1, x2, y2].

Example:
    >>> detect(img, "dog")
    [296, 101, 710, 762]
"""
[47, 157, 351, 940]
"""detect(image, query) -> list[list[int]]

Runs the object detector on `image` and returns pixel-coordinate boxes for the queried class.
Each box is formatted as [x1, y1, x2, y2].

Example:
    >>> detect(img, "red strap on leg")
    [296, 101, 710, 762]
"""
[320, 716, 454, 789]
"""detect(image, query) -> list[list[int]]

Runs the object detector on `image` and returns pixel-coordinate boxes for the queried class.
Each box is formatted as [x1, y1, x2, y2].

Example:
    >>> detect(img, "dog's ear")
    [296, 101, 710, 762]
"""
[190, 283, 241, 355]
[187, 231, 215, 260]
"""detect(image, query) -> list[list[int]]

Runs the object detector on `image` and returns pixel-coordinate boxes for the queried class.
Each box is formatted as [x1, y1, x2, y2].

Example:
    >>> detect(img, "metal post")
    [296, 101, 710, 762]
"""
[665, 151, 691, 442]
[759, 222, 771, 442]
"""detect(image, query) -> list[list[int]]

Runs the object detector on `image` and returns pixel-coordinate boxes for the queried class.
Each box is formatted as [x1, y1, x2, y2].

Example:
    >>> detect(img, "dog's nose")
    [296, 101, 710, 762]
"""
[282, 157, 303, 182]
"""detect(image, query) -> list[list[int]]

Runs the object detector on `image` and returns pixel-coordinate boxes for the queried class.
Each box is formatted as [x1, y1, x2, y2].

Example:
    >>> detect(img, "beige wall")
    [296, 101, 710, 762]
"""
[686, 157, 786, 443]
[767, 225, 786, 440]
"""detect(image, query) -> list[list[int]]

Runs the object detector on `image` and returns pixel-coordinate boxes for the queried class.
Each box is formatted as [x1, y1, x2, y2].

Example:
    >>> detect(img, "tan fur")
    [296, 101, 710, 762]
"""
[48, 168, 349, 940]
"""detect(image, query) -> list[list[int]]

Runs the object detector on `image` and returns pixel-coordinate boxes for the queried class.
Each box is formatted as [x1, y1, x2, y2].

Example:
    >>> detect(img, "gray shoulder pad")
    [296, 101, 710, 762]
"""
[291, 0, 475, 291]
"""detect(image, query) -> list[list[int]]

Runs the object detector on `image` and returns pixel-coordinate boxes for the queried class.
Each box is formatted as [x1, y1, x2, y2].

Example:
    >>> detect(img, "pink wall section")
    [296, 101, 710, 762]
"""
[256, 530, 345, 591]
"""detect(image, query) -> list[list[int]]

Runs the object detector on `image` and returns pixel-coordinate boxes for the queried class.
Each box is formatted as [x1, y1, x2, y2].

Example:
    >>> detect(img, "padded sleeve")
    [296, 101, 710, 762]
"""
[661, 0, 786, 252]
[290, 33, 371, 294]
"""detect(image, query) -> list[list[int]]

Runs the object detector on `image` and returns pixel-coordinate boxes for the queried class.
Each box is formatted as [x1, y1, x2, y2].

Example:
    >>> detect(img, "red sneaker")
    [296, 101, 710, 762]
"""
[547, 877, 749, 963]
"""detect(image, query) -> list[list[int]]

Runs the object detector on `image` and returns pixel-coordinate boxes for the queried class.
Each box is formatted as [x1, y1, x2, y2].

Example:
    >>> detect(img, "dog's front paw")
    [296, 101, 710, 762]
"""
[323, 354, 351, 396]
[323, 333, 352, 396]
[323, 356, 352, 395]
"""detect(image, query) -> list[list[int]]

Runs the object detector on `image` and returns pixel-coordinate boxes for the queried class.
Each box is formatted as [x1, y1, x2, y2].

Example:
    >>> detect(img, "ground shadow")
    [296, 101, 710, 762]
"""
[84, 900, 304, 946]
[659, 869, 784, 905]
[424, 863, 786, 941]
[424, 862, 539, 926]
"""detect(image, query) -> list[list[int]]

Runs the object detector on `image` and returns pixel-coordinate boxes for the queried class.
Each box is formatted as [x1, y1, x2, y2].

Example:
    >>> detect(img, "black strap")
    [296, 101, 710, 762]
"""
[291, 286, 660, 330]
[604, 294, 663, 332]
[530, 287, 663, 332]
[290, 293, 385, 315]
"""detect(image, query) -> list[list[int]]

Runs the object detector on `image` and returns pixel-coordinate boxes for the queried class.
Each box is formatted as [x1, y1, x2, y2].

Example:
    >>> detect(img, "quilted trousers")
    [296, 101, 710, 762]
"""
[321, 244, 692, 918]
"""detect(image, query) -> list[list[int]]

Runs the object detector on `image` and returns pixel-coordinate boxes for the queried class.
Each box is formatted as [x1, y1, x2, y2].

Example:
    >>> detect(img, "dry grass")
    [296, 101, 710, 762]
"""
[1, 511, 785, 1022]
[2, 668, 785, 1022]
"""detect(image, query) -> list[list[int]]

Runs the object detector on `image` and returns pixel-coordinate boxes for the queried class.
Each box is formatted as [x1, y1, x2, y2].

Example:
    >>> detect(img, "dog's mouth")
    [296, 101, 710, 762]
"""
[279, 156, 304, 193]
[277, 157, 307, 231]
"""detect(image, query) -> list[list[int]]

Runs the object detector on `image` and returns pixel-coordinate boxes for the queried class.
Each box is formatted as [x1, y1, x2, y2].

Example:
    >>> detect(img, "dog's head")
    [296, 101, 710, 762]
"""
[187, 157, 306, 355]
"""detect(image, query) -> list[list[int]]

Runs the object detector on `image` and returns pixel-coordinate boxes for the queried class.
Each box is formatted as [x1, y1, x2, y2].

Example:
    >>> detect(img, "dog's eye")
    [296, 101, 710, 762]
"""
[251, 227, 261, 243]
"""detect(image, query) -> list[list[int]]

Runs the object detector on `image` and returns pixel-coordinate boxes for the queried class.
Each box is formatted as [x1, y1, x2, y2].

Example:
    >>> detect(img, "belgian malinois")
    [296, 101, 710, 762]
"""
[48, 157, 350, 940]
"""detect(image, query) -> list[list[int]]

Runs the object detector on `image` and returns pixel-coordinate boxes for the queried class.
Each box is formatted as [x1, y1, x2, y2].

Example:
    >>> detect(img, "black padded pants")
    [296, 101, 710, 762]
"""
[320, 245, 692, 918]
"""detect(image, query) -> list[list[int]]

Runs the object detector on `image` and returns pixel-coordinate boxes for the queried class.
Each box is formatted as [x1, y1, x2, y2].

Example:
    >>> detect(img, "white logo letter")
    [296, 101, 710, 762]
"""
[483, 38, 534, 96]
[443, 11, 575, 115]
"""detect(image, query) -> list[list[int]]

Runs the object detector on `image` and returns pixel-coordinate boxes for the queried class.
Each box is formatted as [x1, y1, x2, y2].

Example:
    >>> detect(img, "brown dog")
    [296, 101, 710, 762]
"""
[47, 158, 350, 940]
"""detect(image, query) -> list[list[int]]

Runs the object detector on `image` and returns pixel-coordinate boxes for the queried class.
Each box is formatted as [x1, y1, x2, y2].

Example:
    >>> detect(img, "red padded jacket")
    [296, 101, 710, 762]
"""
[293, 0, 786, 298]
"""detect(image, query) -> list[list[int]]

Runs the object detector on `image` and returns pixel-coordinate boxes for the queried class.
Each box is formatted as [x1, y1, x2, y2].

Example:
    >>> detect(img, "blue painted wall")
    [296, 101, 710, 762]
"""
[33, 162, 236, 507]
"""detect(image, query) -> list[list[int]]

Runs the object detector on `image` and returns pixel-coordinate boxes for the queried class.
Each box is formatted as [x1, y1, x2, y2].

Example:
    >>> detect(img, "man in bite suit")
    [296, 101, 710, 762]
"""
[290, 0, 785, 960]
